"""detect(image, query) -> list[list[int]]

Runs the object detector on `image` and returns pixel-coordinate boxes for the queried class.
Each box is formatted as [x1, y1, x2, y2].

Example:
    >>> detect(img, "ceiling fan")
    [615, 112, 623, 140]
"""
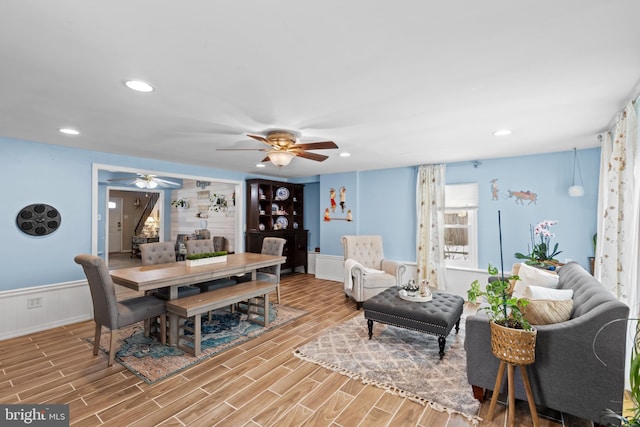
[107, 174, 180, 189]
[217, 130, 339, 166]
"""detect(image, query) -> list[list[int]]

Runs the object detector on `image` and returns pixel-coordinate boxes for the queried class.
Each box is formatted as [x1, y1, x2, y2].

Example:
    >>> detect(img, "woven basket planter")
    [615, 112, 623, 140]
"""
[490, 321, 537, 365]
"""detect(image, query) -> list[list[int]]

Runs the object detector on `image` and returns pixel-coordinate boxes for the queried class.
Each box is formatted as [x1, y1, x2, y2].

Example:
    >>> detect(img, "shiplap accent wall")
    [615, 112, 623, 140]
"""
[169, 179, 238, 251]
[170, 180, 237, 251]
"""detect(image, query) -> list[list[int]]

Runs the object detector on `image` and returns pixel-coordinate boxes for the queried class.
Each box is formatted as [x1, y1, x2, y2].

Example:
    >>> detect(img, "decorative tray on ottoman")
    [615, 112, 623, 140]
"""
[399, 289, 433, 302]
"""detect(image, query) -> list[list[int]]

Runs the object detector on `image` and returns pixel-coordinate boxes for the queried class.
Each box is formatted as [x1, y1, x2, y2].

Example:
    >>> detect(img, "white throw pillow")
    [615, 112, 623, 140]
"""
[524, 285, 573, 301]
[512, 262, 560, 298]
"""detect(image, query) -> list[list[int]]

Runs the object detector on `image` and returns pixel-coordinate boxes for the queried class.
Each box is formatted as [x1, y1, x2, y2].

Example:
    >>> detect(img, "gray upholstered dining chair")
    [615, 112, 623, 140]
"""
[174, 233, 189, 261]
[256, 237, 286, 303]
[74, 254, 167, 366]
[185, 239, 214, 256]
[140, 242, 201, 299]
[185, 239, 237, 292]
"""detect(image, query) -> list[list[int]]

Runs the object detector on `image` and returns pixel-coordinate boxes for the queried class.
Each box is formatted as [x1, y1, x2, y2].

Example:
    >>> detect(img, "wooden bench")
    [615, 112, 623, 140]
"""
[165, 280, 277, 356]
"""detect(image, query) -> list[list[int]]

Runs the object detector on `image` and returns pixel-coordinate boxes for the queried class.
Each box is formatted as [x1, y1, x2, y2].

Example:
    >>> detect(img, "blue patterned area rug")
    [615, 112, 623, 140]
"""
[91, 303, 307, 384]
[294, 313, 482, 425]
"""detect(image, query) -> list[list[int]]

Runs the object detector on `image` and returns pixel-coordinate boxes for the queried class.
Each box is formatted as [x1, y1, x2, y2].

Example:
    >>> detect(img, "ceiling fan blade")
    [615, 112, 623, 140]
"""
[295, 151, 329, 162]
[247, 134, 271, 146]
[154, 178, 180, 186]
[216, 148, 267, 151]
[291, 141, 338, 150]
[260, 156, 270, 163]
[107, 177, 136, 182]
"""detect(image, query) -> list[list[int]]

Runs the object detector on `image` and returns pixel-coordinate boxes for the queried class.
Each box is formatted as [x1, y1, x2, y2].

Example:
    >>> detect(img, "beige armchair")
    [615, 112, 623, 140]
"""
[341, 235, 406, 309]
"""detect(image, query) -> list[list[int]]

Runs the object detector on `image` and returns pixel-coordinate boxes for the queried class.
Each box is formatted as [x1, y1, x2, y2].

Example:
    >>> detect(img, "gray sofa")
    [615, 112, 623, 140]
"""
[464, 262, 629, 424]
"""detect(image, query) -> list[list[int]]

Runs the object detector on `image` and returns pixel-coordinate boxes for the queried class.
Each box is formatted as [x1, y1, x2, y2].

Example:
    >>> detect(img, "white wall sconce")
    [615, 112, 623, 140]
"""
[568, 147, 584, 197]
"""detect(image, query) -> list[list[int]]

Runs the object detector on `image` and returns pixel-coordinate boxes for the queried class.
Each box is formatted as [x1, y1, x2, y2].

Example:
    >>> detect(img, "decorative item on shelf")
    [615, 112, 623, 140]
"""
[275, 187, 290, 200]
[514, 219, 563, 269]
[185, 251, 228, 267]
[259, 223, 266, 231]
[568, 147, 584, 197]
[276, 216, 288, 229]
[171, 198, 188, 211]
[210, 193, 228, 212]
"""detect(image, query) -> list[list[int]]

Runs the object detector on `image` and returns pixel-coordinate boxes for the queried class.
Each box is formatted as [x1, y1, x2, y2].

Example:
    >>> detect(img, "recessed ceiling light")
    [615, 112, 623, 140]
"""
[493, 129, 512, 136]
[339, 152, 351, 157]
[124, 80, 154, 93]
[59, 128, 80, 135]
[256, 163, 266, 168]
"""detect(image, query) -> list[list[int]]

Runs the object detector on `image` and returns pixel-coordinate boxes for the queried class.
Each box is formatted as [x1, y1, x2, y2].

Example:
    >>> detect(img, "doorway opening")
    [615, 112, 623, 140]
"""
[106, 188, 162, 268]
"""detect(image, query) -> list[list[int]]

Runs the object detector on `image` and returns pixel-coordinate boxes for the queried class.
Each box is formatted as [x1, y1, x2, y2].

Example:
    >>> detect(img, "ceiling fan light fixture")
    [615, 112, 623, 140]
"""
[135, 178, 158, 189]
[267, 150, 295, 167]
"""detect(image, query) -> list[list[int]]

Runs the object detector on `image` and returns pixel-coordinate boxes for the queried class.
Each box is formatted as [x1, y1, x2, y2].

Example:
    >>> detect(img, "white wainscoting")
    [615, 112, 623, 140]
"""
[0, 259, 492, 341]
[0, 281, 92, 340]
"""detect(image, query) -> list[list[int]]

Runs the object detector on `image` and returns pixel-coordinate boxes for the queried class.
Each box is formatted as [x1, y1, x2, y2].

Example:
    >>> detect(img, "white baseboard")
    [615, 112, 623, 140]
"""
[312, 255, 488, 300]
[0, 280, 92, 340]
[314, 254, 343, 282]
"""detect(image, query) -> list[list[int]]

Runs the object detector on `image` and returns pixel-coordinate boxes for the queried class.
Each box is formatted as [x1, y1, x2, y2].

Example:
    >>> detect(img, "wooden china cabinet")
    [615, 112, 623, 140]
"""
[245, 178, 308, 273]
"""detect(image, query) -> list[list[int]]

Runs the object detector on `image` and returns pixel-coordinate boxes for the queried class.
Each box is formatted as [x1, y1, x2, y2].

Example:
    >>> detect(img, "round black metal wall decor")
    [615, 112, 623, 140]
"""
[16, 204, 62, 236]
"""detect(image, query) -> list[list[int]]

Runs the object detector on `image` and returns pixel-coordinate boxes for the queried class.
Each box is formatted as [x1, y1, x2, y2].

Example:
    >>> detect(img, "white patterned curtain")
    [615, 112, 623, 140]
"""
[416, 164, 447, 290]
[595, 102, 639, 388]
[595, 102, 639, 311]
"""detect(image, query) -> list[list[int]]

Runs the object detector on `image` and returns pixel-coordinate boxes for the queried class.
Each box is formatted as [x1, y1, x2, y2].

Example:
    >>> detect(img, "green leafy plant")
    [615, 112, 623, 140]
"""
[515, 219, 562, 265]
[467, 263, 532, 331]
[210, 194, 228, 212]
[171, 198, 187, 208]
[602, 320, 640, 426]
[185, 251, 227, 260]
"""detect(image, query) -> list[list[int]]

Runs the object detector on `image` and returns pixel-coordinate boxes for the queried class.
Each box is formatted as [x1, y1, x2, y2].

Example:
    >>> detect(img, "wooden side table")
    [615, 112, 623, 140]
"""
[487, 360, 539, 427]
[487, 322, 539, 427]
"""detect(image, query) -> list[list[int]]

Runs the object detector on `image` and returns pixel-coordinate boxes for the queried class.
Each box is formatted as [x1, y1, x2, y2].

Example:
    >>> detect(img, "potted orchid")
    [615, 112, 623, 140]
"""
[515, 219, 563, 268]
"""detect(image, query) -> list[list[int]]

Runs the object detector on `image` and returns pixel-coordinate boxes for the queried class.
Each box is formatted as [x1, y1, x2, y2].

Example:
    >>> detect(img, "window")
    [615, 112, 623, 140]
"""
[444, 183, 478, 269]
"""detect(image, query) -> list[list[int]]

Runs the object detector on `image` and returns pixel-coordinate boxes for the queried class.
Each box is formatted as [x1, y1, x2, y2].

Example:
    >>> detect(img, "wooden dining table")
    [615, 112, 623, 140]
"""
[110, 252, 286, 345]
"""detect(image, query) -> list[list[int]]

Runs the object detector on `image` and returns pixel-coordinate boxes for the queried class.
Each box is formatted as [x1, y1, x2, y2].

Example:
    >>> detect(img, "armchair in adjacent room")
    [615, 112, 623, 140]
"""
[341, 235, 406, 309]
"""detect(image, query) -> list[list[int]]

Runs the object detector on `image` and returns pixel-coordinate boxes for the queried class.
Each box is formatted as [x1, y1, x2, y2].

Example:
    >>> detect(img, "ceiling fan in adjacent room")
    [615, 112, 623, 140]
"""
[217, 130, 339, 166]
[107, 174, 180, 189]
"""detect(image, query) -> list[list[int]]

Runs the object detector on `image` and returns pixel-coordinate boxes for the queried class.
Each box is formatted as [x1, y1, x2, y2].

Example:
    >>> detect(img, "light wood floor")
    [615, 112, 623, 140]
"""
[0, 273, 585, 426]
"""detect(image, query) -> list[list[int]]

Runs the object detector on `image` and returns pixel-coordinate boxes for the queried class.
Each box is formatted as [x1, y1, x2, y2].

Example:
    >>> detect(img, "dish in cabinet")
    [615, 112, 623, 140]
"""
[276, 216, 288, 229]
[275, 187, 290, 200]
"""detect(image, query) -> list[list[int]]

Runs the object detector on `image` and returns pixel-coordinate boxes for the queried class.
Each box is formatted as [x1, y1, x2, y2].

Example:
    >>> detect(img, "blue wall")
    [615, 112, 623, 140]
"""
[1, 138, 248, 290]
[1, 137, 600, 291]
[447, 148, 600, 270]
[319, 168, 417, 260]
[315, 148, 600, 272]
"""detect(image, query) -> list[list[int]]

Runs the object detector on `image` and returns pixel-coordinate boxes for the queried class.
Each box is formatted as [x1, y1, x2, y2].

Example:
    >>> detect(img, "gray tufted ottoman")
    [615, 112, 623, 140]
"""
[363, 287, 464, 359]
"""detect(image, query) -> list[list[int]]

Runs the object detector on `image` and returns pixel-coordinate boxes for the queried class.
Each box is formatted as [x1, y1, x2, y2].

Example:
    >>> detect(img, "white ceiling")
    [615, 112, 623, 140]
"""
[2, 1, 639, 178]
